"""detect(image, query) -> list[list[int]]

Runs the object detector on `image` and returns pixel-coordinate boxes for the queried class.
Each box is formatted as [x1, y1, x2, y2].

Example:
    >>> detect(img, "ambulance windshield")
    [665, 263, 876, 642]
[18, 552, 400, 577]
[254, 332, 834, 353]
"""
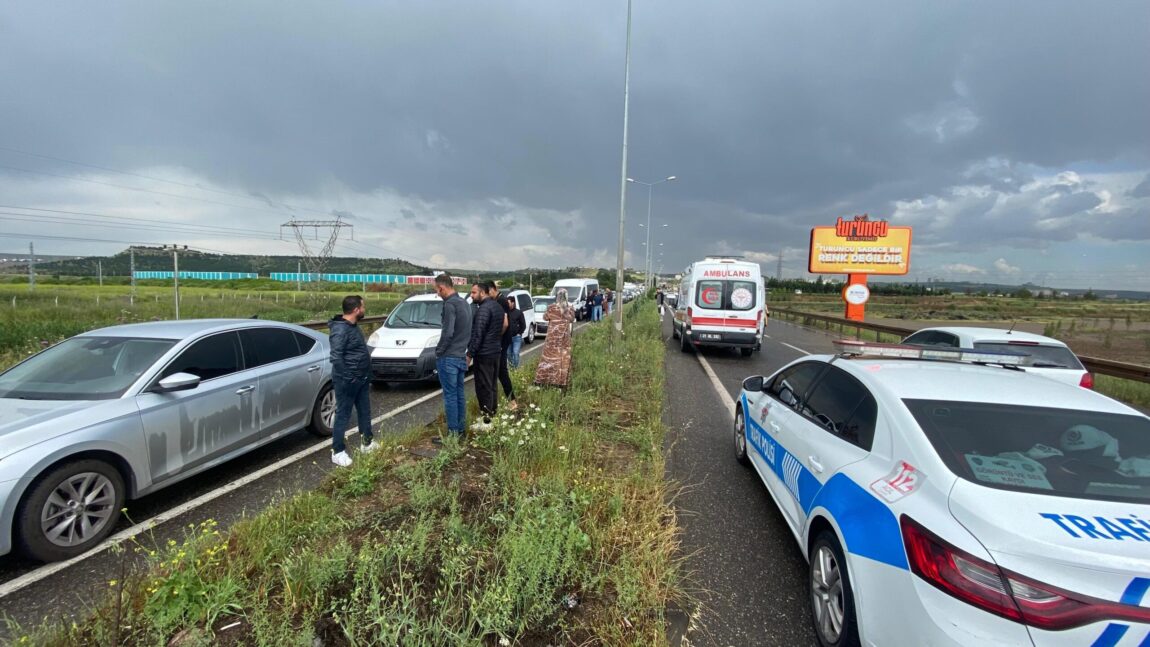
[905, 399, 1150, 503]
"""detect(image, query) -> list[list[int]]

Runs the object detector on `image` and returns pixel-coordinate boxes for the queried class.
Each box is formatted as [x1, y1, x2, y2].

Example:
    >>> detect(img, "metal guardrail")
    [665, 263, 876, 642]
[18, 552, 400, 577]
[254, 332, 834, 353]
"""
[770, 307, 1150, 384]
[298, 314, 389, 331]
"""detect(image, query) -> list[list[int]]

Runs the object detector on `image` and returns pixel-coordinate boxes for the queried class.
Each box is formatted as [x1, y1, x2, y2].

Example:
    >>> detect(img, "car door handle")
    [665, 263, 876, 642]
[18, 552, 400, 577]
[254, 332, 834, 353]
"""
[306, 365, 321, 373]
[235, 386, 255, 395]
[808, 456, 824, 473]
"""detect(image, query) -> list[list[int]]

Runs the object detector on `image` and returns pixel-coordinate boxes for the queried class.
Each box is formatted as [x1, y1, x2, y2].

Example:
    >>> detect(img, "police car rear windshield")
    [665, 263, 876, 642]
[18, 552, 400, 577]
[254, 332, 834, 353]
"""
[972, 342, 1084, 369]
[905, 399, 1150, 504]
[694, 280, 757, 311]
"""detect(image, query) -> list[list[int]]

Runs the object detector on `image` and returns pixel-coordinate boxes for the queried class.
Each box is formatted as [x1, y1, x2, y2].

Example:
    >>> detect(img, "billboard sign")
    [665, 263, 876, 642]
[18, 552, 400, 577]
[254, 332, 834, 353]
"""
[808, 215, 912, 275]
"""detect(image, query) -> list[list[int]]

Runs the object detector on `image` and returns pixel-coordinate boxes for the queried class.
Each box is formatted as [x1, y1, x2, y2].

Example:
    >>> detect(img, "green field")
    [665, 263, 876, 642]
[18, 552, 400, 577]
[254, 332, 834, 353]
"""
[0, 283, 407, 370]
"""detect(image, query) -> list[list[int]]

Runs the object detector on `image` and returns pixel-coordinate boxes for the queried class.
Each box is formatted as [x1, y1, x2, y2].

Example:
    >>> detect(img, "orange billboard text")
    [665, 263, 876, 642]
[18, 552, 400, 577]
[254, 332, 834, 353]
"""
[808, 216, 912, 275]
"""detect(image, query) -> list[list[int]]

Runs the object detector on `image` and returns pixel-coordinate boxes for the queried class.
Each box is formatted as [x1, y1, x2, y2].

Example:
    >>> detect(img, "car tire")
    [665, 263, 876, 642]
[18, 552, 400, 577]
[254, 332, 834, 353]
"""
[526, 324, 536, 344]
[307, 382, 335, 437]
[734, 406, 751, 467]
[809, 531, 862, 647]
[16, 460, 125, 562]
[672, 322, 680, 340]
[680, 328, 693, 353]
[740, 347, 753, 357]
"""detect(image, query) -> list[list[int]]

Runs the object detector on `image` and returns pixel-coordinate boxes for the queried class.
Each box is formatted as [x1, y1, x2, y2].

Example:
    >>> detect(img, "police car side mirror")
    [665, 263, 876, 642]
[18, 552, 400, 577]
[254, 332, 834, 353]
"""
[742, 376, 765, 393]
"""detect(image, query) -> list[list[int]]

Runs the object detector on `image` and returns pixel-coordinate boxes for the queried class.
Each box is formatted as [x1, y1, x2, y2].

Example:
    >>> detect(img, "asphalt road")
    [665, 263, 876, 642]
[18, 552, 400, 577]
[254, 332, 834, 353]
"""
[0, 333, 567, 636]
[663, 307, 843, 647]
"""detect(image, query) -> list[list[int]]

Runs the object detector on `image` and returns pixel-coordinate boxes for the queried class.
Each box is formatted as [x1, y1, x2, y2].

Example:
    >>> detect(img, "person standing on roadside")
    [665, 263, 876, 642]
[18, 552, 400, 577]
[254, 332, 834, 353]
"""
[328, 295, 377, 467]
[605, 288, 614, 316]
[506, 293, 526, 369]
[468, 281, 504, 430]
[493, 291, 520, 411]
[433, 274, 471, 442]
[592, 289, 604, 322]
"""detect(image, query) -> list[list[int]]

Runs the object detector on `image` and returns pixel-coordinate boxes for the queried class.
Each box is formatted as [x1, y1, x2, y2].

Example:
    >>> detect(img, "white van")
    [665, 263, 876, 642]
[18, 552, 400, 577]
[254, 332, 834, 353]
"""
[671, 257, 766, 357]
[367, 293, 447, 383]
[551, 278, 599, 321]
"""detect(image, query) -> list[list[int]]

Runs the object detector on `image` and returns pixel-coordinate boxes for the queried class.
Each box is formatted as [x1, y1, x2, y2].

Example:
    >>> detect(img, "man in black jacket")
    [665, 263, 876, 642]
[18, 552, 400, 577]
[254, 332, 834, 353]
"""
[328, 295, 377, 466]
[507, 295, 527, 369]
[468, 281, 505, 431]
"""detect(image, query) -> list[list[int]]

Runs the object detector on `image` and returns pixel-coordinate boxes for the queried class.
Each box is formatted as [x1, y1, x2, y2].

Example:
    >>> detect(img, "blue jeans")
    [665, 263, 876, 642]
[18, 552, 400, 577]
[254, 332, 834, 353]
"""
[509, 335, 523, 368]
[436, 356, 467, 435]
[332, 378, 373, 454]
[593, 305, 603, 321]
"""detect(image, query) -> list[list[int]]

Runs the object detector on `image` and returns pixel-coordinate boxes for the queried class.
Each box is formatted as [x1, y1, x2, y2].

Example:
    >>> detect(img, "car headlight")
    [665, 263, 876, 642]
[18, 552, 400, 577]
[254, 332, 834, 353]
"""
[425, 336, 441, 349]
[368, 332, 380, 346]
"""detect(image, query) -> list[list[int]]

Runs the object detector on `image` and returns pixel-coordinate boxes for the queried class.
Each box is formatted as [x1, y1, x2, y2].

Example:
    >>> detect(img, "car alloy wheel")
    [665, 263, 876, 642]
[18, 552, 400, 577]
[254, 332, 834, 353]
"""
[17, 459, 125, 561]
[321, 388, 336, 428]
[809, 531, 860, 647]
[734, 407, 751, 466]
[308, 383, 337, 437]
[41, 472, 117, 548]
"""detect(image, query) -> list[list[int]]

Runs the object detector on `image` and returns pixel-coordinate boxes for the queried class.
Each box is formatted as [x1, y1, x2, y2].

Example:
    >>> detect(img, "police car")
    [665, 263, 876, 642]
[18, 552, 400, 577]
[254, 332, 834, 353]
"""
[734, 340, 1150, 646]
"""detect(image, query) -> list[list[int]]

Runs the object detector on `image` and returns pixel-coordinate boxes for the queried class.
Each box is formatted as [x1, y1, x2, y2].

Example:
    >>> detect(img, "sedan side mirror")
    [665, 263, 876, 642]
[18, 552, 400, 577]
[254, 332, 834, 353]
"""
[154, 372, 201, 393]
[742, 375, 765, 393]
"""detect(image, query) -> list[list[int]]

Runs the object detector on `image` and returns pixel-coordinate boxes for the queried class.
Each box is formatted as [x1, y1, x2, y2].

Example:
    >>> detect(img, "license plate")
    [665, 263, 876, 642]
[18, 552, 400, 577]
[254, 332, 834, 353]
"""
[699, 333, 722, 341]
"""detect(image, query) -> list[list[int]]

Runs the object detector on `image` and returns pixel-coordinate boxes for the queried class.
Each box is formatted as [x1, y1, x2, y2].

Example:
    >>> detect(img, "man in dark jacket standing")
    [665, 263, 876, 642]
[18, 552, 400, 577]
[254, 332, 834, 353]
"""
[507, 295, 526, 369]
[328, 295, 377, 466]
[468, 281, 504, 431]
[434, 274, 471, 441]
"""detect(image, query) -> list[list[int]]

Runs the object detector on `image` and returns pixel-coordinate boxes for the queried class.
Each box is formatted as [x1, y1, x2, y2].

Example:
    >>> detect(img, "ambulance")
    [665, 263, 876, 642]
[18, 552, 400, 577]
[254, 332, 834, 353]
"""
[672, 256, 766, 356]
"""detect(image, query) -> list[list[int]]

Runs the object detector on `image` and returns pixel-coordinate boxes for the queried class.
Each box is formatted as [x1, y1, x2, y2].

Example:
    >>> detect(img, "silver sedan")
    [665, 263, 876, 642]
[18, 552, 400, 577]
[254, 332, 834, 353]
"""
[0, 319, 335, 562]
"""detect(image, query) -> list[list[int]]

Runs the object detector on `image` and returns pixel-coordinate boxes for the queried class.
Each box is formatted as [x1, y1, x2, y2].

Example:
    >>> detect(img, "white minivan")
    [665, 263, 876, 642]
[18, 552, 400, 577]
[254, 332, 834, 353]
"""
[672, 256, 766, 357]
[551, 278, 599, 321]
[367, 293, 446, 383]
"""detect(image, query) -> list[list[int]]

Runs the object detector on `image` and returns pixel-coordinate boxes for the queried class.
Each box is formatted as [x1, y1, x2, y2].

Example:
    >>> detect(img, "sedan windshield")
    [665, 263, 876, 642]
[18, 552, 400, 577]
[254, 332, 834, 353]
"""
[0, 336, 177, 400]
[534, 298, 555, 313]
[386, 301, 443, 329]
[905, 399, 1150, 503]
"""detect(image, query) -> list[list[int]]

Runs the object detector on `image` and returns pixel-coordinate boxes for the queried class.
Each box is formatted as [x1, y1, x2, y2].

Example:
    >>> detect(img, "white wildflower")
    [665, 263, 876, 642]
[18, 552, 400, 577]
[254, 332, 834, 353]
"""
[518, 439, 525, 446]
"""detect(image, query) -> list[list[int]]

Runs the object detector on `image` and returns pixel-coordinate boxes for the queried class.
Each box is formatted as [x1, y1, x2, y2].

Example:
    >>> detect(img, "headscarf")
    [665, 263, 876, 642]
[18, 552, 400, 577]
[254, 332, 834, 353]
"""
[555, 288, 568, 306]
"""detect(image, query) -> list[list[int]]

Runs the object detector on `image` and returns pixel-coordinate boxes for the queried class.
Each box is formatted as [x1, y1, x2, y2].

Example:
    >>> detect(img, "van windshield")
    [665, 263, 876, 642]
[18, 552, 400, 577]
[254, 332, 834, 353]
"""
[695, 280, 757, 311]
[552, 286, 584, 302]
[385, 301, 443, 329]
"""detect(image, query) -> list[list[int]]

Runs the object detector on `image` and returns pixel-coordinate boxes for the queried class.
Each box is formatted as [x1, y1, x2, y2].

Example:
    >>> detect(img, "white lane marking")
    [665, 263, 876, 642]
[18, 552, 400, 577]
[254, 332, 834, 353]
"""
[695, 353, 736, 417]
[0, 323, 587, 599]
[782, 342, 810, 355]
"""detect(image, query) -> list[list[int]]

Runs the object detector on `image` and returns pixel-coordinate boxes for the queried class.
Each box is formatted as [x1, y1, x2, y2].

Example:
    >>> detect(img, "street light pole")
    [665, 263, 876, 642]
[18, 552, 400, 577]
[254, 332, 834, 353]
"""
[614, 0, 633, 334]
[628, 175, 676, 288]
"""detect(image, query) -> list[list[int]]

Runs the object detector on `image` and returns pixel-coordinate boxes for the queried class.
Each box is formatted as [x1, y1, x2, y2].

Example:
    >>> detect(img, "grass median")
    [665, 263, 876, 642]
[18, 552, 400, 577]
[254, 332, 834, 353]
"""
[9, 301, 683, 646]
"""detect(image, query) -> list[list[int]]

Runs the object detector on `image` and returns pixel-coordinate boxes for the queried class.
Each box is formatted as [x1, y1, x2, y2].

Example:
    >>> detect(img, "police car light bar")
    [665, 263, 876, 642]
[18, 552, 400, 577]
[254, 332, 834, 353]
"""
[832, 340, 1026, 366]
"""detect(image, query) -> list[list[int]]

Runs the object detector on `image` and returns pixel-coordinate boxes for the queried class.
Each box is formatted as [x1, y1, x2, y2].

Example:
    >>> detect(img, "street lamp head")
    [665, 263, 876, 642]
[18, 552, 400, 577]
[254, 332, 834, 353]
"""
[626, 178, 636, 183]
[666, 176, 677, 181]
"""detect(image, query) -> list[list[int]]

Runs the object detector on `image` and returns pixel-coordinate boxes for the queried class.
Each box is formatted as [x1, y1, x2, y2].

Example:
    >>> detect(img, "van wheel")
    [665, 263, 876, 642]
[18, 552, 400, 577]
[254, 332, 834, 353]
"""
[672, 323, 680, 340]
[307, 382, 335, 437]
[17, 460, 125, 562]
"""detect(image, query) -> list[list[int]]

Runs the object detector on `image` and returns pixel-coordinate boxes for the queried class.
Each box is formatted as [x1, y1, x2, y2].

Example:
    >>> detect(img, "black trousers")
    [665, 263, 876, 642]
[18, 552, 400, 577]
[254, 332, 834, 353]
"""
[498, 346, 515, 400]
[473, 355, 500, 420]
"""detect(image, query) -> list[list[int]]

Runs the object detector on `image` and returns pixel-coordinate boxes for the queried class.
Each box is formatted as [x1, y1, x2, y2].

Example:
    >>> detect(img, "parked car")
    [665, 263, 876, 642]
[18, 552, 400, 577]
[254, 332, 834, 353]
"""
[503, 289, 538, 344]
[368, 293, 446, 383]
[0, 320, 334, 561]
[901, 326, 1093, 388]
[532, 296, 556, 337]
[734, 339, 1150, 646]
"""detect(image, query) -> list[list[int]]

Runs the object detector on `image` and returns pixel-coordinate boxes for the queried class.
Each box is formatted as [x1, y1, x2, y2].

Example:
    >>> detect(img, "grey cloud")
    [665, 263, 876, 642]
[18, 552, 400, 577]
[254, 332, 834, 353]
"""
[1131, 175, 1150, 199]
[1, 0, 1147, 278]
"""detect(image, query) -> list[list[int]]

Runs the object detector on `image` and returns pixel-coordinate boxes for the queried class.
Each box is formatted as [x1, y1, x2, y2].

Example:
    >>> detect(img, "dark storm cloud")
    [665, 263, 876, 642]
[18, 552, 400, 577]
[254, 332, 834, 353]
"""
[1, 0, 1147, 274]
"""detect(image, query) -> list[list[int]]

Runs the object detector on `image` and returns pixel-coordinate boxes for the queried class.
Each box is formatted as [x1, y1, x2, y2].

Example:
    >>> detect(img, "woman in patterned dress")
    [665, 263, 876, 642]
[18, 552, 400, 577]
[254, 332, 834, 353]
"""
[533, 288, 576, 388]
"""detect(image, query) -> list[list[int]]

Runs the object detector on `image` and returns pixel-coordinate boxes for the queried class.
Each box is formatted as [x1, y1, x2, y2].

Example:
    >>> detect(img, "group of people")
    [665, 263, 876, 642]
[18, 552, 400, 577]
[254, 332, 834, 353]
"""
[585, 288, 613, 321]
[327, 274, 573, 466]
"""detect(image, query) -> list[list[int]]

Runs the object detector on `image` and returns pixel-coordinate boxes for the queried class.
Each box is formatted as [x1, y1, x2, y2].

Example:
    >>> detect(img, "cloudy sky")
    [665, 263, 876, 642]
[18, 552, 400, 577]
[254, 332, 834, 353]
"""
[1, 1, 1147, 289]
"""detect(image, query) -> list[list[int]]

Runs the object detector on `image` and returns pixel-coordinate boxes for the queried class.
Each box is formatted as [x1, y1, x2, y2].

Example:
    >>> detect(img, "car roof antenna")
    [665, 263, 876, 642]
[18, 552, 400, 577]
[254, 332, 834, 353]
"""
[1007, 320, 1016, 334]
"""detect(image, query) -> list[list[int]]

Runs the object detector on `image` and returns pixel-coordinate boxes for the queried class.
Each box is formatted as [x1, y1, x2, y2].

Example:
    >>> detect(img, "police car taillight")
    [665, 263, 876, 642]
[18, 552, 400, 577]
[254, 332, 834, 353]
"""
[901, 516, 1150, 630]
[1079, 372, 1094, 389]
[833, 340, 1025, 365]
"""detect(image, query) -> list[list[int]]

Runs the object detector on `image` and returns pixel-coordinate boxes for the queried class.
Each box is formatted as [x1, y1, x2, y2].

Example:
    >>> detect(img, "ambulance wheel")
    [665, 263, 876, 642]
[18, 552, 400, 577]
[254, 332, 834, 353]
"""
[734, 406, 751, 467]
[672, 323, 680, 340]
[740, 348, 753, 357]
[679, 329, 693, 353]
[809, 531, 861, 647]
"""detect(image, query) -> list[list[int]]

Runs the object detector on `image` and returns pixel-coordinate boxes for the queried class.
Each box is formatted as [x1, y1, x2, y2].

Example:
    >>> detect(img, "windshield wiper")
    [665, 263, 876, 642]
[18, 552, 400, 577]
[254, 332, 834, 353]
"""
[389, 314, 413, 327]
[410, 320, 440, 328]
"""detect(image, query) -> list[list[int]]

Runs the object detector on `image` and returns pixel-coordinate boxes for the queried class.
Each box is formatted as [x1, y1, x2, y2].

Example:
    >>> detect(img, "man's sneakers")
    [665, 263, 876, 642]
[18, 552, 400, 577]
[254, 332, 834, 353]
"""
[470, 419, 493, 432]
[331, 450, 353, 467]
[360, 440, 382, 454]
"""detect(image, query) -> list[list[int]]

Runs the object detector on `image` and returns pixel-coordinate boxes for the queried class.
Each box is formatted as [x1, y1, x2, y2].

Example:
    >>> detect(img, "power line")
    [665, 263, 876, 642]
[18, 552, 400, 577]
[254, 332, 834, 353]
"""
[0, 204, 283, 238]
[0, 214, 285, 243]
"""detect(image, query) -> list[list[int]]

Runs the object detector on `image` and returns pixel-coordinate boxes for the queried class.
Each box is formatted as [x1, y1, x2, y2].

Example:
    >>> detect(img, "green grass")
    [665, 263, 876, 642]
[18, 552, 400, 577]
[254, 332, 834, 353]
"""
[1096, 375, 1150, 410]
[9, 300, 683, 646]
[0, 284, 405, 370]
